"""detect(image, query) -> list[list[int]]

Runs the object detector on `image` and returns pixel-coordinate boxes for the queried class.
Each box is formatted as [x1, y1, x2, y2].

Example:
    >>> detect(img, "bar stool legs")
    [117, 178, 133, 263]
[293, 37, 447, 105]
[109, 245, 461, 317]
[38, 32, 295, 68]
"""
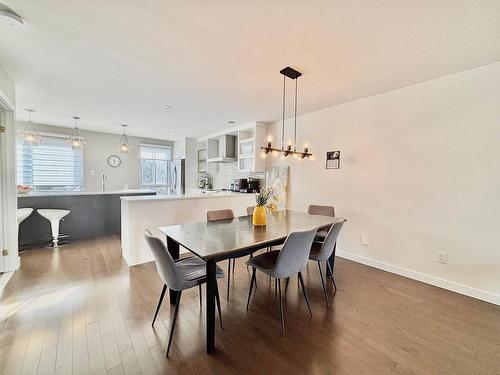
[37, 209, 71, 248]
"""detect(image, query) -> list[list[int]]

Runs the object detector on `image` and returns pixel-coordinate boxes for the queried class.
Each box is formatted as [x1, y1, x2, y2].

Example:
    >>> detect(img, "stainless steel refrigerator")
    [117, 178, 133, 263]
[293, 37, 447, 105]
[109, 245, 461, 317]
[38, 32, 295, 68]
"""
[168, 159, 185, 195]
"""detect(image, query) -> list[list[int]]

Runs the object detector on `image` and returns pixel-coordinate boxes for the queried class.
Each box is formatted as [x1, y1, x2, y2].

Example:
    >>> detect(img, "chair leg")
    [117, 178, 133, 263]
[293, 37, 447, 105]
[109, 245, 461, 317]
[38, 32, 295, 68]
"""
[198, 284, 203, 307]
[232, 258, 236, 273]
[284, 277, 290, 295]
[298, 272, 312, 317]
[246, 267, 256, 310]
[152, 284, 167, 326]
[277, 279, 285, 336]
[226, 259, 231, 301]
[317, 261, 329, 307]
[326, 260, 337, 293]
[214, 281, 223, 329]
[166, 290, 182, 358]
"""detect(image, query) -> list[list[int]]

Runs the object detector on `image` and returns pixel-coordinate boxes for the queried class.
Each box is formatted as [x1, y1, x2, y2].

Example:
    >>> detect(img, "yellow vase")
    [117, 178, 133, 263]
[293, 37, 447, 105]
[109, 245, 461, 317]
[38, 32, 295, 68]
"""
[252, 205, 267, 226]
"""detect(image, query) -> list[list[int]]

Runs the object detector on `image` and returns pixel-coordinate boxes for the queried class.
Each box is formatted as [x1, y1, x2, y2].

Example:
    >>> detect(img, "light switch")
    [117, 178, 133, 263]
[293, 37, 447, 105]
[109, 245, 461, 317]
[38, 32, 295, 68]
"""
[90, 169, 96, 176]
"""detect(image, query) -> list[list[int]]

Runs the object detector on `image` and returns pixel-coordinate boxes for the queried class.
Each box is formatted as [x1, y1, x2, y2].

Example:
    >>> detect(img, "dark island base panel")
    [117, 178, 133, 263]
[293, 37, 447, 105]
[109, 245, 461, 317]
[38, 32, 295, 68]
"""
[17, 192, 156, 248]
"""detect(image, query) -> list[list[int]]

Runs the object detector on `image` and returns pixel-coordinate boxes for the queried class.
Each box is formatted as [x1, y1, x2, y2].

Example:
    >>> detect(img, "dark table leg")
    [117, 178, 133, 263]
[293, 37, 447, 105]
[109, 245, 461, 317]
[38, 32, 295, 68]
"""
[327, 243, 336, 278]
[206, 259, 216, 354]
[166, 236, 180, 304]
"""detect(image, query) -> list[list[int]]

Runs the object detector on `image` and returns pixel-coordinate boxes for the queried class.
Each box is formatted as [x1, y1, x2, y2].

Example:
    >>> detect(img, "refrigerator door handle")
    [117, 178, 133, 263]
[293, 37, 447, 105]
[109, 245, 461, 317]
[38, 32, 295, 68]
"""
[173, 164, 178, 192]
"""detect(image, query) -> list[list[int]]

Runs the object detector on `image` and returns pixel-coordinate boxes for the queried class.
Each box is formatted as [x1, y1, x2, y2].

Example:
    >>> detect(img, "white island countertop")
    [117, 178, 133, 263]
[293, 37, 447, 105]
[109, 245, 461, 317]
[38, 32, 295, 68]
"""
[121, 191, 254, 202]
[121, 190, 256, 266]
[18, 189, 156, 198]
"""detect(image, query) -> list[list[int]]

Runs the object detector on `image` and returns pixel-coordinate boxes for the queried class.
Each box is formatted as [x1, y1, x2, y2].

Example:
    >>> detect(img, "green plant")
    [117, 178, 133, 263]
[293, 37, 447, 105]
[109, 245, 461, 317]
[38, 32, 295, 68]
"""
[255, 186, 277, 211]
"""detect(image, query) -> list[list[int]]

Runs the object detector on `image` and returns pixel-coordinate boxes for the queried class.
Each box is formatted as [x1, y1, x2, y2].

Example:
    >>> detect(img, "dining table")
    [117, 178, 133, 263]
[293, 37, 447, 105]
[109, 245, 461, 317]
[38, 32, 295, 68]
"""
[157, 209, 344, 354]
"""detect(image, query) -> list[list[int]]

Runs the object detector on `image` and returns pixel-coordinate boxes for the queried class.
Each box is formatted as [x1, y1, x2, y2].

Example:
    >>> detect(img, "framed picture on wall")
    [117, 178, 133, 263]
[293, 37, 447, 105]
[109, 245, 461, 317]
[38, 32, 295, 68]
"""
[326, 151, 340, 169]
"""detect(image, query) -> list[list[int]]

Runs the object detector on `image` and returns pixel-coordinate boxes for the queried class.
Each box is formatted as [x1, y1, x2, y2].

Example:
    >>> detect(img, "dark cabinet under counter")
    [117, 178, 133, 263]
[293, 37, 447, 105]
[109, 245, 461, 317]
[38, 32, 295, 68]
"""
[18, 191, 156, 247]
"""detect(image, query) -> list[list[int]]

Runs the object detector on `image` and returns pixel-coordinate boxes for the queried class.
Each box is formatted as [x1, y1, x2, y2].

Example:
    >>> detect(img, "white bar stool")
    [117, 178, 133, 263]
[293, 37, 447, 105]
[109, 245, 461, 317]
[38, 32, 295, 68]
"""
[17, 208, 33, 226]
[17, 208, 34, 250]
[37, 209, 70, 248]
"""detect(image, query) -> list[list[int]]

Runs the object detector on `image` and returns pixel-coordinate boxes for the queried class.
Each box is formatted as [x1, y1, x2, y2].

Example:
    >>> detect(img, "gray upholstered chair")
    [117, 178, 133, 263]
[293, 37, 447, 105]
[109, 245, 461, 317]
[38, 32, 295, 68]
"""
[309, 220, 345, 307]
[144, 230, 224, 357]
[308, 205, 335, 242]
[207, 209, 236, 300]
[245, 228, 317, 336]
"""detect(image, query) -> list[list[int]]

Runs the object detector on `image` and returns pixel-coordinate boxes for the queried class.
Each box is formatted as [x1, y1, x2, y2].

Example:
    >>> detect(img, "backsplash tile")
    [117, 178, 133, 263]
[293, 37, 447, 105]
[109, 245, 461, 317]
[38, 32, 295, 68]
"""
[204, 162, 265, 189]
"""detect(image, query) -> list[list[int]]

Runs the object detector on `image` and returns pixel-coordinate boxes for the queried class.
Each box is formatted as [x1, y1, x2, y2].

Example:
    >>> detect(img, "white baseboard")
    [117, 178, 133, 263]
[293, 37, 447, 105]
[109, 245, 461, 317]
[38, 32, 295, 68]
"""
[336, 250, 500, 306]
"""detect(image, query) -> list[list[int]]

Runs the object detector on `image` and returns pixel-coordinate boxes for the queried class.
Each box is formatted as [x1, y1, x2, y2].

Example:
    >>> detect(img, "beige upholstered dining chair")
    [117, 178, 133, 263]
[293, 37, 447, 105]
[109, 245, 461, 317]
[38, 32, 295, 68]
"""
[308, 205, 335, 242]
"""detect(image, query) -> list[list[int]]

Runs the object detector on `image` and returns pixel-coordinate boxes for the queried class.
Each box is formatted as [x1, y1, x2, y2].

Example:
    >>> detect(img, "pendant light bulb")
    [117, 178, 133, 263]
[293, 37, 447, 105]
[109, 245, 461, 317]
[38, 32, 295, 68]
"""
[119, 124, 131, 153]
[19, 109, 42, 147]
[66, 116, 86, 150]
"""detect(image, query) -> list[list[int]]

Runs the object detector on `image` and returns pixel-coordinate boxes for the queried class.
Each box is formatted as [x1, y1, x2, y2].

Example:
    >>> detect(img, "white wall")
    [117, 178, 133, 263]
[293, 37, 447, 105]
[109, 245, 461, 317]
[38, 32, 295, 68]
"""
[0, 65, 15, 107]
[267, 62, 500, 305]
[16, 123, 173, 191]
[0, 64, 18, 271]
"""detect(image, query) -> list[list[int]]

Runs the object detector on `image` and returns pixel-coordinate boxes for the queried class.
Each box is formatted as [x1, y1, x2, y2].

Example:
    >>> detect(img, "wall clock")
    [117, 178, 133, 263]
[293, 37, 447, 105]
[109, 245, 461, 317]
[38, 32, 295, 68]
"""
[107, 155, 121, 168]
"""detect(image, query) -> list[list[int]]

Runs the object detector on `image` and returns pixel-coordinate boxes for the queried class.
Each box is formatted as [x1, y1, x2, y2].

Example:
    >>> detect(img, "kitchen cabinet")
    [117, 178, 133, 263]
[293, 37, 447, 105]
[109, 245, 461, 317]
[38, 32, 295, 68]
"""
[197, 140, 208, 173]
[237, 123, 267, 172]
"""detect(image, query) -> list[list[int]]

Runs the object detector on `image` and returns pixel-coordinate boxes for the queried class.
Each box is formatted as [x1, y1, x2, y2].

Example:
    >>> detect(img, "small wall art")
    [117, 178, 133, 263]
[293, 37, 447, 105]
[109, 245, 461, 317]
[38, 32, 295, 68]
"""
[326, 151, 340, 169]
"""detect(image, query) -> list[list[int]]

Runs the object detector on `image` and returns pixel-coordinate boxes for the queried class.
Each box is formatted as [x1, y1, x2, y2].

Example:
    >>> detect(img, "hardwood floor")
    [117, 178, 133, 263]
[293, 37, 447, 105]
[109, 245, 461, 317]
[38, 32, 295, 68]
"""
[1, 235, 499, 375]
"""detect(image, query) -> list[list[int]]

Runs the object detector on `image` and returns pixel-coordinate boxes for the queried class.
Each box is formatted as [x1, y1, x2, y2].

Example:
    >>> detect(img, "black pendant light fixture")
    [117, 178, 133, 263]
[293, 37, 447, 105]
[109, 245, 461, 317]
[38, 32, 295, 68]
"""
[261, 66, 312, 159]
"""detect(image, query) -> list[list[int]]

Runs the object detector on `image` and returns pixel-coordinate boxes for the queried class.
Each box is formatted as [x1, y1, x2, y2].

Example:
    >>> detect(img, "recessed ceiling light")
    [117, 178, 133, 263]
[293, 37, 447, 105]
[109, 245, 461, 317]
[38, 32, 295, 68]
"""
[0, 4, 24, 26]
[162, 104, 173, 110]
[228, 121, 235, 125]
[169, 131, 174, 136]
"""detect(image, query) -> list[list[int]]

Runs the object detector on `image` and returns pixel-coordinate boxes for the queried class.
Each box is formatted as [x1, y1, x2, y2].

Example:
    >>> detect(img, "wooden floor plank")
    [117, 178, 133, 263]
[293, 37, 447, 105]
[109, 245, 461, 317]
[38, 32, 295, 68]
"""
[0, 235, 498, 375]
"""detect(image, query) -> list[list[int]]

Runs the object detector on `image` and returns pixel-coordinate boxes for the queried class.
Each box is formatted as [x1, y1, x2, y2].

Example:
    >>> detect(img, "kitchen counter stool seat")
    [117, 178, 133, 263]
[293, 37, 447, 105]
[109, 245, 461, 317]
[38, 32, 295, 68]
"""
[37, 209, 70, 248]
[17, 208, 33, 225]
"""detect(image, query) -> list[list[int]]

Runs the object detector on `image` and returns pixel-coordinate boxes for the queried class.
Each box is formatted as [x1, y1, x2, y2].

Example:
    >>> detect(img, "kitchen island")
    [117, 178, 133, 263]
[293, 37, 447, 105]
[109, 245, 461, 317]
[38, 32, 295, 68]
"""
[121, 192, 256, 266]
[18, 190, 156, 247]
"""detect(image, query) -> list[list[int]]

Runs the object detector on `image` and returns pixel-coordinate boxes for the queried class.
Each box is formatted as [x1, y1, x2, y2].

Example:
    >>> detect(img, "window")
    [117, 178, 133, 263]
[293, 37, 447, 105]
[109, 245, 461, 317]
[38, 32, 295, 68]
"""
[17, 134, 84, 191]
[140, 144, 172, 187]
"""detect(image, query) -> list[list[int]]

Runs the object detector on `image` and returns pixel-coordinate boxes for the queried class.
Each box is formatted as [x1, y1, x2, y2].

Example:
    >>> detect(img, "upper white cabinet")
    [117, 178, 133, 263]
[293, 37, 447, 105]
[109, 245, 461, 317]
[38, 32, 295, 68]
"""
[196, 122, 266, 173]
[237, 123, 266, 173]
[197, 140, 208, 173]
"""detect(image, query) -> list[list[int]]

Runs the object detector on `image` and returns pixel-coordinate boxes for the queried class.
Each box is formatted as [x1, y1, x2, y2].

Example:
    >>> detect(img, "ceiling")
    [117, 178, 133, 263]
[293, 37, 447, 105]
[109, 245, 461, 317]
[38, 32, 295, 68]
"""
[0, 0, 499, 140]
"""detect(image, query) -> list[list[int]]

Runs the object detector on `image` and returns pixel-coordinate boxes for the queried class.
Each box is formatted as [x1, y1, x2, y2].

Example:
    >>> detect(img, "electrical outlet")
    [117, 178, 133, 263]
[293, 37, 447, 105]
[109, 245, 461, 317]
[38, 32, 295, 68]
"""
[360, 234, 370, 246]
[436, 251, 449, 264]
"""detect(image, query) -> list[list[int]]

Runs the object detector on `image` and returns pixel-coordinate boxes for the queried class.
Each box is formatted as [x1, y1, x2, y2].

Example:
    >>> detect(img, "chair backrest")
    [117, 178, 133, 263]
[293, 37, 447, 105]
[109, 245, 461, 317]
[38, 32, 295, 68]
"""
[308, 205, 335, 217]
[246, 206, 254, 216]
[143, 230, 184, 291]
[314, 220, 345, 261]
[272, 227, 317, 278]
[207, 209, 235, 222]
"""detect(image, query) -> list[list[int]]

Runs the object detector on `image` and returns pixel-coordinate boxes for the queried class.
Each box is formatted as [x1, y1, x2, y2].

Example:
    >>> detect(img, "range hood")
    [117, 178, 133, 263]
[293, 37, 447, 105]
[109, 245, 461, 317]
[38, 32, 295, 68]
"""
[207, 135, 236, 163]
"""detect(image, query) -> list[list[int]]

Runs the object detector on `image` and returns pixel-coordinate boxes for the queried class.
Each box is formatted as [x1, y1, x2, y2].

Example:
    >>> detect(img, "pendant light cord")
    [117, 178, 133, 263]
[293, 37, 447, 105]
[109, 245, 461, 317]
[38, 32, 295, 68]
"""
[294, 77, 298, 151]
[282, 74, 286, 150]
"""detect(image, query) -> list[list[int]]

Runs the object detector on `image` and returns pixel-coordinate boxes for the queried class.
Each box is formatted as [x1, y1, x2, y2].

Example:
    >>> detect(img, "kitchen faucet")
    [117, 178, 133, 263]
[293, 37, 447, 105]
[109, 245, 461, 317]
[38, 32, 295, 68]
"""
[101, 172, 107, 192]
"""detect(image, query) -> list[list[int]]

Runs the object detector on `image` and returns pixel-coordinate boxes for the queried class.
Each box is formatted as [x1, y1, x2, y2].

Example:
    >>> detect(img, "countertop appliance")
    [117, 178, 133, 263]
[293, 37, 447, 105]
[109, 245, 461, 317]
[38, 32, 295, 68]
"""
[199, 176, 212, 190]
[247, 178, 261, 192]
[231, 178, 248, 192]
